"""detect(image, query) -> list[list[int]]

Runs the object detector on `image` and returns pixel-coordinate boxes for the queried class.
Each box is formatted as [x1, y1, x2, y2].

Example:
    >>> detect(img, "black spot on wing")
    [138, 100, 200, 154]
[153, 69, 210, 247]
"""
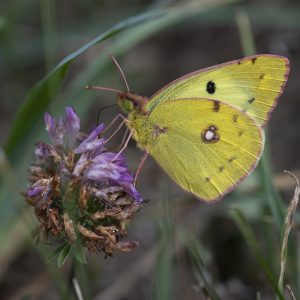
[251, 58, 257, 64]
[233, 114, 238, 123]
[228, 156, 236, 163]
[248, 97, 255, 104]
[259, 73, 265, 80]
[206, 81, 216, 94]
[218, 166, 224, 173]
[213, 101, 220, 112]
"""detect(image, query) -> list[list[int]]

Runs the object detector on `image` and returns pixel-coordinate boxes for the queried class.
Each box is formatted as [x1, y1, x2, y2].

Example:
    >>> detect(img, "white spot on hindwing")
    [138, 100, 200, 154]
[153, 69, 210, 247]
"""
[201, 125, 219, 143]
[205, 130, 215, 141]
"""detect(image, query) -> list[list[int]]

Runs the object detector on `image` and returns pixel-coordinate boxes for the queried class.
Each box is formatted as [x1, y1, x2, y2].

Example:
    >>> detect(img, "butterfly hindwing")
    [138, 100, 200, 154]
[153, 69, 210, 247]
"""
[145, 98, 264, 202]
[146, 55, 289, 127]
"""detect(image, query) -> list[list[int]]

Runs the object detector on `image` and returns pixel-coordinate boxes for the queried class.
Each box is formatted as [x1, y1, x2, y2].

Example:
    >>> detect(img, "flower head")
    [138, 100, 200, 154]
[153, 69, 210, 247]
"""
[25, 107, 142, 257]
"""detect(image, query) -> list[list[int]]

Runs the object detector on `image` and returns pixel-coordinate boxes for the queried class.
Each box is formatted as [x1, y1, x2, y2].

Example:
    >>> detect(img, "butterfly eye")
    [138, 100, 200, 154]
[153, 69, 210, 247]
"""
[206, 80, 216, 94]
[131, 100, 138, 108]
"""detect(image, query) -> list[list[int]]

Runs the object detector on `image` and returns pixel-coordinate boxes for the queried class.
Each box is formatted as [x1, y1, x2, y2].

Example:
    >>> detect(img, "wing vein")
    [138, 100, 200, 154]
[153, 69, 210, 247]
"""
[221, 138, 258, 158]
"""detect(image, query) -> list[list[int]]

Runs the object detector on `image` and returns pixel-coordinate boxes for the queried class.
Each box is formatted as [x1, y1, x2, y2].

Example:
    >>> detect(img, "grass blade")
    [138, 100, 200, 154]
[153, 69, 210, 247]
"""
[4, 9, 165, 158]
[278, 171, 300, 293]
[231, 209, 284, 300]
[259, 148, 285, 231]
[153, 194, 173, 300]
[179, 228, 221, 300]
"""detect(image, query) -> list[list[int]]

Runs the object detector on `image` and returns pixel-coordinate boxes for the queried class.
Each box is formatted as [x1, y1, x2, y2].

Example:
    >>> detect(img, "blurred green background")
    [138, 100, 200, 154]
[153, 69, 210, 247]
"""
[0, 0, 300, 299]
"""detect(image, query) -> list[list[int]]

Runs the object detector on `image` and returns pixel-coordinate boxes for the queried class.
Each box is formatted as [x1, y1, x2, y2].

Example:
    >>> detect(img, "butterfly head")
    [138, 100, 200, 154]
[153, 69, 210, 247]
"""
[117, 92, 149, 115]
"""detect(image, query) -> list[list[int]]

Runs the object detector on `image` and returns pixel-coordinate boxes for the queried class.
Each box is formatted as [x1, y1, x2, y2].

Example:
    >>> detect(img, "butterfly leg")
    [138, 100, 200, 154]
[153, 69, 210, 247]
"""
[111, 130, 133, 162]
[134, 151, 149, 186]
[101, 113, 127, 136]
[103, 114, 127, 143]
[118, 127, 130, 151]
[104, 118, 127, 145]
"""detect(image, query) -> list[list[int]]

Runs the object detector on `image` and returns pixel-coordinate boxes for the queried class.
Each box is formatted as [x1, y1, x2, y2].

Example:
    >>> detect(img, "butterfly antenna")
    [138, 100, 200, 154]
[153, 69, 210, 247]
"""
[96, 104, 118, 125]
[85, 85, 123, 94]
[110, 53, 130, 92]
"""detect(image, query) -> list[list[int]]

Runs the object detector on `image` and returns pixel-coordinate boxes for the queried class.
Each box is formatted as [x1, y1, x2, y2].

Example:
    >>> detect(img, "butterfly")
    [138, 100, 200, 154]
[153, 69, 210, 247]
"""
[89, 54, 289, 202]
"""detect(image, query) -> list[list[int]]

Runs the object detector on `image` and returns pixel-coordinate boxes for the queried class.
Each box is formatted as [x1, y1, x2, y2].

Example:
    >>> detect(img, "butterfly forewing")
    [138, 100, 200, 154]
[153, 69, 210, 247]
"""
[146, 99, 264, 201]
[146, 55, 289, 127]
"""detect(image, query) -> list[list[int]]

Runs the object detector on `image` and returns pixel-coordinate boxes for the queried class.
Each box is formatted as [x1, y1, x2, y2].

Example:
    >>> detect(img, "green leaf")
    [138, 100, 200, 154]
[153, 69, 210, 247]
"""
[46, 243, 69, 263]
[72, 243, 87, 265]
[57, 243, 71, 268]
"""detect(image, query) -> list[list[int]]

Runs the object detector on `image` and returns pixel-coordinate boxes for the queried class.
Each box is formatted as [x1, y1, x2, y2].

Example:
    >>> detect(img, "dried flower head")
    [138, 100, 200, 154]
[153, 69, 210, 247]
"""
[25, 107, 143, 257]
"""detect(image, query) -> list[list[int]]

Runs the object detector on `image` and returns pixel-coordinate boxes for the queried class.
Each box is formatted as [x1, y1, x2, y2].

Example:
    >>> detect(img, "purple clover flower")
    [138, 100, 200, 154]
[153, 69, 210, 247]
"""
[25, 107, 142, 256]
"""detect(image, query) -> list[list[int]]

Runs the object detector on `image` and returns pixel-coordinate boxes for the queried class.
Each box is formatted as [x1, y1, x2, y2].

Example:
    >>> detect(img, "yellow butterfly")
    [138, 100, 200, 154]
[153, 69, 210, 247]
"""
[90, 54, 290, 202]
